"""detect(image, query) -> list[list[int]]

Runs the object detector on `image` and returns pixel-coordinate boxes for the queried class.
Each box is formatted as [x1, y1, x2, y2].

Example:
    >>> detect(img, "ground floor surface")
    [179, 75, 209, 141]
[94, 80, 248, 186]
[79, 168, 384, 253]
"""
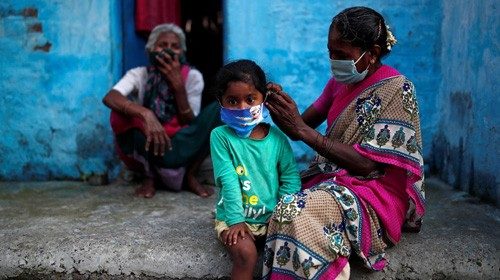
[0, 174, 498, 279]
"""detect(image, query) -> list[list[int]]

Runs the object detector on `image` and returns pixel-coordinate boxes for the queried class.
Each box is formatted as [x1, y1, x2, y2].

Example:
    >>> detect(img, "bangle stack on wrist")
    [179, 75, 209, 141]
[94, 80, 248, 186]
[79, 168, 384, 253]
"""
[179, 107, 192, 115]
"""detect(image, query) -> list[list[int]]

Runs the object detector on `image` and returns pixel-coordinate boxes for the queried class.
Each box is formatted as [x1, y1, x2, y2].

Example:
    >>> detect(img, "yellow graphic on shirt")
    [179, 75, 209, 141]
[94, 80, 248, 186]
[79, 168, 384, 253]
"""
[235, 165, 247, 176]
[235, 164, 266, 219]
[242, 193, 265, 219]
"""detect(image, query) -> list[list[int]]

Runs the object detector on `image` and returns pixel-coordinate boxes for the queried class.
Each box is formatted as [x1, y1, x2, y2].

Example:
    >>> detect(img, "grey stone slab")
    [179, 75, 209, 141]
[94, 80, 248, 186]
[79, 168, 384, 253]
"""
[0, 177, 498, 279]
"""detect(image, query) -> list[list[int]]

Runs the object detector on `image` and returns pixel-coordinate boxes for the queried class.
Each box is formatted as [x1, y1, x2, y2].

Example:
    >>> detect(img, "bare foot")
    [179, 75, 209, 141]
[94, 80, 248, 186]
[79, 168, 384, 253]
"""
[185, 174, 211, 198]
[135, 178, 156, 198]
[204, 185, 215, 196]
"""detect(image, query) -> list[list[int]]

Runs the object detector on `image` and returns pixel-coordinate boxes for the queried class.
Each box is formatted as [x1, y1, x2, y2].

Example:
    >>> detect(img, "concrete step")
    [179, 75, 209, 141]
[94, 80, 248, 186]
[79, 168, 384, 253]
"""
[0, 177, 498, 279]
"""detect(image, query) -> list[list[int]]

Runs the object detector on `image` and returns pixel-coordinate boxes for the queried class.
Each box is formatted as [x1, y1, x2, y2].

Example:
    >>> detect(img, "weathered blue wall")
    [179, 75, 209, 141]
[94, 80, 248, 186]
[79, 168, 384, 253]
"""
[0, 0, 497, 205]
[122, 0, 148, 72]
[224, 0, 442, 167]
[224, 0, 499, 204]
[432, 0, 499, 203]
[0, 1, 121, 180]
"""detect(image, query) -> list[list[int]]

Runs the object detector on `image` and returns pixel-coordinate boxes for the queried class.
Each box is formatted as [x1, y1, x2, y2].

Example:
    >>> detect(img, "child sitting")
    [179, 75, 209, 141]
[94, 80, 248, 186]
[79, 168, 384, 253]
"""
[210, 59, 301, 280]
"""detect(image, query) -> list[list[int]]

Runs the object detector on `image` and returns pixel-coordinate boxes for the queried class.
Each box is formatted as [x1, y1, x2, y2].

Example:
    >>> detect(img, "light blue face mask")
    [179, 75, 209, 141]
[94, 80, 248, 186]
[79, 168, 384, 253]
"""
[330, 51, 369, 84]
[220, 103, 269, 138]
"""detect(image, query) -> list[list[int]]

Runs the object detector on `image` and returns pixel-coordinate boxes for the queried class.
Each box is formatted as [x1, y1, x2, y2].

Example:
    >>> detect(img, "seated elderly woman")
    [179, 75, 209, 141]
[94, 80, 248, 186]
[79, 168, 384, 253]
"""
[103, 23, 220, 198]
[262, 6, 425, 279]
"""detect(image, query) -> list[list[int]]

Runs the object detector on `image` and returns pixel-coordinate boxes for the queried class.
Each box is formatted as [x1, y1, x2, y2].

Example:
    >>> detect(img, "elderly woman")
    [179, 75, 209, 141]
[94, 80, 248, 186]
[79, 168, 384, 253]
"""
[263, 7, 425, 279]
[103, 23, 220, 198]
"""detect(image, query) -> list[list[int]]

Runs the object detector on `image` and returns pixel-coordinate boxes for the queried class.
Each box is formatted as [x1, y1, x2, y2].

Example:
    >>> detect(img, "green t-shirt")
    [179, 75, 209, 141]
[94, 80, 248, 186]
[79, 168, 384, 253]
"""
[210, 124, 301, 226]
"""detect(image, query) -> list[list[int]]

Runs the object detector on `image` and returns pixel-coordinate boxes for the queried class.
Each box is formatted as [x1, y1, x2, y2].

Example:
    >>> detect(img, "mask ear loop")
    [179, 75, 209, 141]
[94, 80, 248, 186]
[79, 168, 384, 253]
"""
[216, 96, 225, 108]
[354, 51, 367, 65]
[354, 51, 371, 72]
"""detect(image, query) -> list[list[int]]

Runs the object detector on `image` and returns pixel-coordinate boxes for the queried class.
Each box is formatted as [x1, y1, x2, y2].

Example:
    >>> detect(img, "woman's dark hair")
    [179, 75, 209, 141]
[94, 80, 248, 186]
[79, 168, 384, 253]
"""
[331, 6, 392, 57]
[212, 59, 267, 99]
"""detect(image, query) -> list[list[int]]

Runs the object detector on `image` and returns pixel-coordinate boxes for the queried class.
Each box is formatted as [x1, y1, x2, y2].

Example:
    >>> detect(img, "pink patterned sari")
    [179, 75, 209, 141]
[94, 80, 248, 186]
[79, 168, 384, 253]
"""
[263, 65, 425, 279]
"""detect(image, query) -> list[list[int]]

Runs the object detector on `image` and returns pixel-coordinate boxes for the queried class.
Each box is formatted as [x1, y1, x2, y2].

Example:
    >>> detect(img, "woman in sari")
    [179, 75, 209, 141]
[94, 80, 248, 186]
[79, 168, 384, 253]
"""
[263, 7, 425, 279]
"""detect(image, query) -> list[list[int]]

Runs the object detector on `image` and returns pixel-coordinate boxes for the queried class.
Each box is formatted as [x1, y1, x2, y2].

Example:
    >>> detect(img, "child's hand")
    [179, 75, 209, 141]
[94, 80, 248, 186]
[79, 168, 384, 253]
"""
[223, 223, 255, 246]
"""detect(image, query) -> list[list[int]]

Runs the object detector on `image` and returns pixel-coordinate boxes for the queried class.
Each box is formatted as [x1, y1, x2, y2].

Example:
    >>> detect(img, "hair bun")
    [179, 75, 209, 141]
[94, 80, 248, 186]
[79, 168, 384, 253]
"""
[386, 25, 397, 51]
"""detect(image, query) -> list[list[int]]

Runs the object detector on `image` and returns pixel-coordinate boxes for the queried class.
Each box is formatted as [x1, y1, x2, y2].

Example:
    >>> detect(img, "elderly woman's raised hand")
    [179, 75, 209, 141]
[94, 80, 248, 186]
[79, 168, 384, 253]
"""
[155, 53, 183, 90]
[265, 83, 307, 141]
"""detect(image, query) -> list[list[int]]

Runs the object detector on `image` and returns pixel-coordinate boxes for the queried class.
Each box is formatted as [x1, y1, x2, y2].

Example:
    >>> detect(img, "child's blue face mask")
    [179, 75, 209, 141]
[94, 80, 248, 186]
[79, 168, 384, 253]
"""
[220, 103, 269, 138]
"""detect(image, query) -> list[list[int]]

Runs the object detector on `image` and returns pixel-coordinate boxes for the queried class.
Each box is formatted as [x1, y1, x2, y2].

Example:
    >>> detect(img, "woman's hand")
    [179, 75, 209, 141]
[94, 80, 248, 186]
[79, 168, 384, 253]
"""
[222, 223, 255, 246]
[265, 83, 308, 140]
[141, 110, 172, 156]
[154, 53, 193, 124]
[155, 53, 183, 90]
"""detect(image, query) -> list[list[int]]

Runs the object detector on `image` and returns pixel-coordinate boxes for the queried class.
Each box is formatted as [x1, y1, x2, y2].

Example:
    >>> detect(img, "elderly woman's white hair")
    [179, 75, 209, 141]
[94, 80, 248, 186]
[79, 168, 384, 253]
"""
[145, 23, 187, 52]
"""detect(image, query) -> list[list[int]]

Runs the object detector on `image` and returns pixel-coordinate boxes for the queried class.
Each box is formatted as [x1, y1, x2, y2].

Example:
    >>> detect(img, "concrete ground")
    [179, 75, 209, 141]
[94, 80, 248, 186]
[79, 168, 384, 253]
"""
[0, 164, 498, 279]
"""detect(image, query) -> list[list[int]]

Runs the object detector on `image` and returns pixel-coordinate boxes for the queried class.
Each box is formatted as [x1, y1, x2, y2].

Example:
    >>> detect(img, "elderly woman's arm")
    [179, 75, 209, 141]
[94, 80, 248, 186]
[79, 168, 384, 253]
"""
[266, 89, 379, 177]
[102, 90, 171, 156]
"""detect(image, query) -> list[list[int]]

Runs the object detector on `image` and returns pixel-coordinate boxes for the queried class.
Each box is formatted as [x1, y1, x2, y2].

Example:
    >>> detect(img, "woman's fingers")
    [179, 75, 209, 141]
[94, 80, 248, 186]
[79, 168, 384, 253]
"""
[276, 90, 296, 105]
[145, 134, 152, 152]
[266, 82, 283, 93]
[144, 127, 171, 156]
[158, 132, 171, 156]
[164, 133, 172, 152]
[158, 133, 166, 156]
[153, 133, 160, 156]
[270, 90, 295, 108]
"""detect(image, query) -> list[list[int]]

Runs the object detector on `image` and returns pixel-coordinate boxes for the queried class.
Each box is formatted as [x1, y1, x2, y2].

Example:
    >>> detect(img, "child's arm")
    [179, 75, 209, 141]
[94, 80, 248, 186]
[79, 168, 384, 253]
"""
[277, 133, 302, 197]
[210, 130, 246, 226]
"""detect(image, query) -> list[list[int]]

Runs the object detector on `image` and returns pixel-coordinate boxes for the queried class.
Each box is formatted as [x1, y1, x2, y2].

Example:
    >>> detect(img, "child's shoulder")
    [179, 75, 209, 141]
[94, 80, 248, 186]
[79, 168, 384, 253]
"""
[211, 125, 232, 138]
[268, 125, 288, 140]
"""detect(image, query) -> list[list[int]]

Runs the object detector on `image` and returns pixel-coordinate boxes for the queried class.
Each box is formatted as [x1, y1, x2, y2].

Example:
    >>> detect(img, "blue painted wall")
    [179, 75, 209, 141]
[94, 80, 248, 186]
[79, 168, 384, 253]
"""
[122, 0, 148, 72]
[0, 0, 497, 204]
[224, 0, 498, 204]
[0, 1, 122, 180]
[224, 0, 442, 168]
[432, 0, 499, 203]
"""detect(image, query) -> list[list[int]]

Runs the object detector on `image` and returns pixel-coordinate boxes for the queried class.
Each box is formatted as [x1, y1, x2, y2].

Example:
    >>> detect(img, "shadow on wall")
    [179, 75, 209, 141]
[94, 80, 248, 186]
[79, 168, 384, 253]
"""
[430, 91, 497, 205]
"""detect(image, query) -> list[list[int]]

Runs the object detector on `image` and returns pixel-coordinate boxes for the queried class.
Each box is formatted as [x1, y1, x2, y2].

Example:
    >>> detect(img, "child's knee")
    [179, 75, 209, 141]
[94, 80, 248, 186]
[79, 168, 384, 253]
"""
[231, 243, 257, 267]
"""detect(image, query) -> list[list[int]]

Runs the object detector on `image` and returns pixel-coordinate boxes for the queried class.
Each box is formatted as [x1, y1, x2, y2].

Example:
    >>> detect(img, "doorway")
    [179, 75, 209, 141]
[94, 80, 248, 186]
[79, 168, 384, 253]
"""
[121, 0, 223, 108]
[181, 0, 223, 107]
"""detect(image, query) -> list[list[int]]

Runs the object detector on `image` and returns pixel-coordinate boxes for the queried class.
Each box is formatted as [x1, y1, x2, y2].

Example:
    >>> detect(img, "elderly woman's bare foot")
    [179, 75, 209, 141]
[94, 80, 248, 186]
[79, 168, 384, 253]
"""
[185, 175, 211, 197]
[135, 178, 156, 198]
[204, 185, 215, 196]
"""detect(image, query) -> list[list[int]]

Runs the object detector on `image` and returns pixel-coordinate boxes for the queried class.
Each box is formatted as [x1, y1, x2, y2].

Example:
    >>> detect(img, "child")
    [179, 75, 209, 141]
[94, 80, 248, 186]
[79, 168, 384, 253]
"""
[210, 59, 301, 280]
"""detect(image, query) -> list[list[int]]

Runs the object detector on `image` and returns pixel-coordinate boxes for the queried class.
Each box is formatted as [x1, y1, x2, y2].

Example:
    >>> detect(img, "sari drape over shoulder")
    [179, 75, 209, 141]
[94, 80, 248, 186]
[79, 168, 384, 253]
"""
[263, 66, 425, 280]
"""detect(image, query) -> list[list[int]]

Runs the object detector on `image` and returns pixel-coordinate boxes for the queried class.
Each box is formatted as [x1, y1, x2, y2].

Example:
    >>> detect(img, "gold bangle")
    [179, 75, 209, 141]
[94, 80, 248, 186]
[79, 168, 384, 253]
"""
[314, 133, 321, 150]
[179, 107, 192, 115]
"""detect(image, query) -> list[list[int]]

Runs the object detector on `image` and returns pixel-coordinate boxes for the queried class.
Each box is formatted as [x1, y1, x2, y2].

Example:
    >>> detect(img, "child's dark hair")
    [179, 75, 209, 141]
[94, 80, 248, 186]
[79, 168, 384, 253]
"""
[212, 59, 267, 99]
[331, 6, 392, 57]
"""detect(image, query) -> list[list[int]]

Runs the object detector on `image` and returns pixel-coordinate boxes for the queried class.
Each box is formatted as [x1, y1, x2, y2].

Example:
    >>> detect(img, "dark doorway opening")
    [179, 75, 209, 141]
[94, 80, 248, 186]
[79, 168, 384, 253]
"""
[181, 0, 223, 107]
[121, 0, 223, 108]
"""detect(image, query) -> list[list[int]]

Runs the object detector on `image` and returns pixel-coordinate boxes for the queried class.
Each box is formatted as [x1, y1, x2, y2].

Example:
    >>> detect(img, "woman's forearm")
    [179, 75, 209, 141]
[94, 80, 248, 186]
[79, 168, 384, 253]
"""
[169, 82, 194, 124]
[298, 127, 379, 176]
[102, 90, 149, 119]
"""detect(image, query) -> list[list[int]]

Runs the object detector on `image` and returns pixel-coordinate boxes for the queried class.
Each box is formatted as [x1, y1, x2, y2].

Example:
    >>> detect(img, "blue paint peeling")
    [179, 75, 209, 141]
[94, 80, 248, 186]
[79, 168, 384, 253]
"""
[0, 0, 121, 180]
